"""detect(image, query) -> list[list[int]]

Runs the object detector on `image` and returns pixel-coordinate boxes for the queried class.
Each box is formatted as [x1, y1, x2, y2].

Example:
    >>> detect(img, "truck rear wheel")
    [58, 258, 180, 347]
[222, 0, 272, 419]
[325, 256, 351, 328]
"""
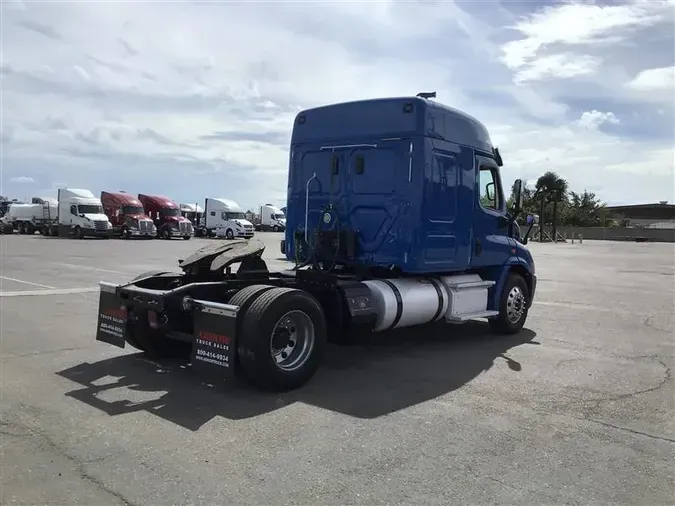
[237, 287, 326, 391]
[489, 273, 530, 335]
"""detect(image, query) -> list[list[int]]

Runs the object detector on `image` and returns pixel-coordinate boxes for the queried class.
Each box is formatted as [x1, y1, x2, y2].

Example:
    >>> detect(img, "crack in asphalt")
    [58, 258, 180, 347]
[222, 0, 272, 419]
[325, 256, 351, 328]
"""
[0, 418, 136, 506]
[583, 418, 675, 444]
[583, 359, 671, 414]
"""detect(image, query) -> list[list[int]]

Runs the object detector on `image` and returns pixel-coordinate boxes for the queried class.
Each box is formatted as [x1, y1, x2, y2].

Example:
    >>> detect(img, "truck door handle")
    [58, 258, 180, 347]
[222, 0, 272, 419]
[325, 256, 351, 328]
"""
[475, 239, 482, 256]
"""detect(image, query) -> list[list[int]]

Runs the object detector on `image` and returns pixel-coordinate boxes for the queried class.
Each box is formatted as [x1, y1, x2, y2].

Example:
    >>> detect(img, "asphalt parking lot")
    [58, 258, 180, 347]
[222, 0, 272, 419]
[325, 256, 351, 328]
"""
[1, 233, 673, 505]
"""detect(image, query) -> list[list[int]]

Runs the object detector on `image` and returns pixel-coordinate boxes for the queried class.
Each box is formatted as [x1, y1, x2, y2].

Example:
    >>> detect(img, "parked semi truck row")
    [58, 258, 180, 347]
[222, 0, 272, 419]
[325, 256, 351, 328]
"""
[101, 191, 156, 239]
[0, 189, 113, 238]
[94, 92, 537, 393]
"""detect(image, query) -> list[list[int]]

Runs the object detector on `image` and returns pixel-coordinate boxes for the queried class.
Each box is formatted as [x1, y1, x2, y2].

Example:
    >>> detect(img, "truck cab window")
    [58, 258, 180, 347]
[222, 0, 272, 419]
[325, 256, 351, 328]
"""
[479, 165, 500, 210]
[70, 205, 77, 215]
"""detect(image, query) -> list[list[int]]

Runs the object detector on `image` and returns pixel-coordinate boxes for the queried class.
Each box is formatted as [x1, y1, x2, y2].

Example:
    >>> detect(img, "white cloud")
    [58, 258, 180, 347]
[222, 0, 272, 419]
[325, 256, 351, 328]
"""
[626, 66, 675, 91]
[513, 53, 600, 84]
[8, 176, 36, 184]
[576, 110, 620, 131]
[501, 0, 674, 83]
[1, 0, 674, 209]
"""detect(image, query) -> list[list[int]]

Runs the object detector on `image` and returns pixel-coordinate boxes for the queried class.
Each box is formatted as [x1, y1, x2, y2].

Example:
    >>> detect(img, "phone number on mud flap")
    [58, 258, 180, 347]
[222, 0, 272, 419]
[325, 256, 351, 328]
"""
[196, 349, 229, 362]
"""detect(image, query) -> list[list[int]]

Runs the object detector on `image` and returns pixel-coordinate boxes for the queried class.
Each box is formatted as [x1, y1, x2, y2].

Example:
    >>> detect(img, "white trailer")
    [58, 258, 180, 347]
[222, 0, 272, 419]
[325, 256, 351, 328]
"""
[204, 197, 254, 239]
[2, 198, 58, 235]
[57, 188, 112, 238]
[258, 204, 286, 232]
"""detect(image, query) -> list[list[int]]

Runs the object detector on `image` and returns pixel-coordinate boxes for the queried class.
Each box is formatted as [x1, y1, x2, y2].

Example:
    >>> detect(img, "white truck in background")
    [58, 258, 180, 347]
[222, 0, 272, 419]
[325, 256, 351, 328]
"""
[257, 203, 286, 232]
[204, 197, 255, 239]
[2, 197, 58, 235]
[56, 188, 112, 238]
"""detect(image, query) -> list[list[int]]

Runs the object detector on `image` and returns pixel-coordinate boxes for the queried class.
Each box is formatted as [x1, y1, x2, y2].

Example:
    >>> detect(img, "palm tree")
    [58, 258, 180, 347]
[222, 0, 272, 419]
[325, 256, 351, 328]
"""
[535, 171, 569, 241]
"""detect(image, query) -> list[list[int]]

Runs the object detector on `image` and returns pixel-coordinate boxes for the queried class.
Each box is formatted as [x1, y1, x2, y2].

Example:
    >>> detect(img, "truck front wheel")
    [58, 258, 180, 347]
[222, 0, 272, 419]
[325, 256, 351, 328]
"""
[489, 273, 530, 335]
[237, 287, 327, 392]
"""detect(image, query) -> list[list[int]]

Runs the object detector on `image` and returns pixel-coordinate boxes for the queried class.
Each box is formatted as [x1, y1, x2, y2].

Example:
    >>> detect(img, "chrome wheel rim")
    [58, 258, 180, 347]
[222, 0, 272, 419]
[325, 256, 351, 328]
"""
[506, 286, 526, 323]
[270, 310, 315, 371]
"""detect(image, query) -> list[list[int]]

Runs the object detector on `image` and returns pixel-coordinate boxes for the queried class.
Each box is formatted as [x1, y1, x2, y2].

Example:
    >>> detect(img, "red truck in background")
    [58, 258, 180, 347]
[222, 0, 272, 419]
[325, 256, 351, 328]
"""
[138, 193, 194, 240]
[101, 191, 156, 239]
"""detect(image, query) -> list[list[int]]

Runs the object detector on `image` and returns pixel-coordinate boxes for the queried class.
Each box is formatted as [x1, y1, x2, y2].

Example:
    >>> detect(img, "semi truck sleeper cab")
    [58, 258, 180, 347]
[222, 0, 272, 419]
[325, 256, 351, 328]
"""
[94, 94, 536, 392]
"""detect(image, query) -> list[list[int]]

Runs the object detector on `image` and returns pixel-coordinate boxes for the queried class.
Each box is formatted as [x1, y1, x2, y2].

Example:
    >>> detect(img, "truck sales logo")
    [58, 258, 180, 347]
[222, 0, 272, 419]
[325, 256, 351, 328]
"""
[102, 307, 127, 320]
[198, 330, 231, 346]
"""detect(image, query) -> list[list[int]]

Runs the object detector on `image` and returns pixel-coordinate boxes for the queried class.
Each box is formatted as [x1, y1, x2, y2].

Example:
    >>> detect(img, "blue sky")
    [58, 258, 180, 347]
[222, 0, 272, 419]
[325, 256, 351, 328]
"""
[1, 0, 673, 209]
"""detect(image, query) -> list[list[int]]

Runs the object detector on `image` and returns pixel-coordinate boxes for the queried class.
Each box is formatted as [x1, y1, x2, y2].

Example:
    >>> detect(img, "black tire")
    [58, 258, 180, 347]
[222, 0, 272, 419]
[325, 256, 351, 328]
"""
[237, 287, 326, 391]
[162, 228, 171, 240]
[183, 235, 191, 240]
[229, 284, 276, 314]
[73, 226, 82, 239]
[225, 228, 234, 240]
[488, 272, 530, 335]
[272, 225, 279, 232]
[122, 226, 131, 239]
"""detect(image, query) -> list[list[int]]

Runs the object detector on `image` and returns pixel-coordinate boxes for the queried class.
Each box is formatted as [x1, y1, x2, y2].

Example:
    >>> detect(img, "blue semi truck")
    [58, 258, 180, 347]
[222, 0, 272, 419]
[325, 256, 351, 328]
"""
[94, 93, 537, 392]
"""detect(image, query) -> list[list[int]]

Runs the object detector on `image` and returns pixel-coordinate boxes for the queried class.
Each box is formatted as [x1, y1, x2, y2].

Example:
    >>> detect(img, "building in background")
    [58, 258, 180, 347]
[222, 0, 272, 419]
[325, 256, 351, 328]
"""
[606, 202, 675, 228]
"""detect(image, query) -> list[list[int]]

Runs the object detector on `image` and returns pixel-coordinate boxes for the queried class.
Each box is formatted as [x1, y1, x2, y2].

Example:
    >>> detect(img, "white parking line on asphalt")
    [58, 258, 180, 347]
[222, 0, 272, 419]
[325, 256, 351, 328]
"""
[0, 287, 100, 297]
[0, 276, 55, 289]
[55, 263, 130, 275]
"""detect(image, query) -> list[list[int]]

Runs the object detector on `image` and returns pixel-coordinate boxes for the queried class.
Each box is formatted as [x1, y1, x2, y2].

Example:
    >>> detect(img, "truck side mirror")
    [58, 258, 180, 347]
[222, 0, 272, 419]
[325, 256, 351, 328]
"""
[486, 182, 495, 201]
[513, 179, 525, 216]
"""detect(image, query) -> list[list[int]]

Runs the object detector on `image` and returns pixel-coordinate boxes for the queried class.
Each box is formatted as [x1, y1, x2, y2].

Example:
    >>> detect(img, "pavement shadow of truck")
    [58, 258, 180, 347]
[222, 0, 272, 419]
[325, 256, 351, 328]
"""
[57, 322, 538, 431]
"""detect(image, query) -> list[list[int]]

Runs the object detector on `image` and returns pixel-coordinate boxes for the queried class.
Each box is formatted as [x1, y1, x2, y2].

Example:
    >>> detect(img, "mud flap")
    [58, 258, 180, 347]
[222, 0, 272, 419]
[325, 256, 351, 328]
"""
[95, 282, 128, 349]
[190, 300, 239, 382]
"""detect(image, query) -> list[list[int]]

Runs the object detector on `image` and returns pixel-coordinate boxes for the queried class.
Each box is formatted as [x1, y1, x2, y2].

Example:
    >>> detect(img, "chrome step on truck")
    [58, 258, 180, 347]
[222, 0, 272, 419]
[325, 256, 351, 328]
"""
[94, 93, 537, 392]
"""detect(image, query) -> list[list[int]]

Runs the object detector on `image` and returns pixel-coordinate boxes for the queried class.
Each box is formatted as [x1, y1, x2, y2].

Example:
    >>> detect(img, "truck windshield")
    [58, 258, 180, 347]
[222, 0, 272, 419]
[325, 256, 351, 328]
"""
[272, 213, 285, 220]
[78, 205, 103, 214]
[226, 212, 246, 220]
[122, 206, 144, 215]
[159, 208, 181, 217]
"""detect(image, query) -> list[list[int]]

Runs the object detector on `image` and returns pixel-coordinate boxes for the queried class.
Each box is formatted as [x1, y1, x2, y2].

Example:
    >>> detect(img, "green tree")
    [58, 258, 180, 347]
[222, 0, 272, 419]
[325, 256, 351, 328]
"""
[565, 190, 607, 227]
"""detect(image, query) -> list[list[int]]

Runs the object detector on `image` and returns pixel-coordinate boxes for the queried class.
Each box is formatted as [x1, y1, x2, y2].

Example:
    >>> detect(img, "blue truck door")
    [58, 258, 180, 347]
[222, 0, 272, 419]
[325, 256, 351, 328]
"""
[472, 155, 511, 268]
[420, 146, 470, 271]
